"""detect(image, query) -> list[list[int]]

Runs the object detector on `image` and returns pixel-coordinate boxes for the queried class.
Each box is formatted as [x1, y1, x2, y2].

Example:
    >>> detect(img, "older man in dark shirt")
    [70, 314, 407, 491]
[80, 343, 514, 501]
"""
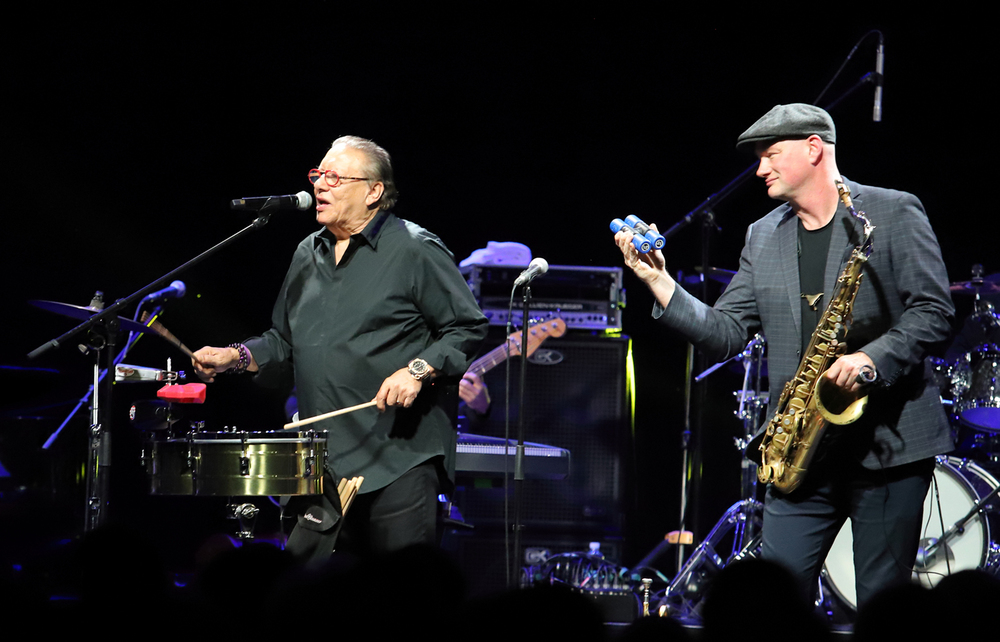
[194, 136, 487, 561]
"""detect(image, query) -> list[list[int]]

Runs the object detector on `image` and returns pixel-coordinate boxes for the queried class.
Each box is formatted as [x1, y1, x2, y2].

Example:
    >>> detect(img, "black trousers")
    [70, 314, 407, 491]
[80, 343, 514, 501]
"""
[285, 461, 441, 565]
[760, 454, 934, 608]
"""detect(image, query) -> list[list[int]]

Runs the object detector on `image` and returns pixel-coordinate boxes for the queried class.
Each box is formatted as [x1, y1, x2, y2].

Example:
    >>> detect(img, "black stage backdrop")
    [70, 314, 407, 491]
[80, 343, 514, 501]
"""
[2, 8, 995, 572]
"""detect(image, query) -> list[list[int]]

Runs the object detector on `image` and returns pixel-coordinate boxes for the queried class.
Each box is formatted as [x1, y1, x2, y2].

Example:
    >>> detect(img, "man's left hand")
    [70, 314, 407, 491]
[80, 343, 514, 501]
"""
[374, 366, 433, 411]
[824, 352, 876, 393]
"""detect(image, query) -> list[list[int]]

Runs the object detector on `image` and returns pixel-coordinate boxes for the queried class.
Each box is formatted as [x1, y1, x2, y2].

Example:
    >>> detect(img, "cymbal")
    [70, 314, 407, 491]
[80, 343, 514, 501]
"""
[950, 273, 1000, 296]
[29, 300, 154, 335]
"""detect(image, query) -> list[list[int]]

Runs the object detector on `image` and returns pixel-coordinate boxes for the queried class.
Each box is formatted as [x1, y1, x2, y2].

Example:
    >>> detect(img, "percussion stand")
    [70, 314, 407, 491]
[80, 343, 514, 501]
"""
[227, 502, 261, 540]
[28, 209, 278, 531]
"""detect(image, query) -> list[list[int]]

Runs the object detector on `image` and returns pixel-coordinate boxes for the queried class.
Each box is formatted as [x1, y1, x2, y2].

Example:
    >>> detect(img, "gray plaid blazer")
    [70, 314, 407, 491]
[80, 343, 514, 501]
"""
[657, 179, 955, 469]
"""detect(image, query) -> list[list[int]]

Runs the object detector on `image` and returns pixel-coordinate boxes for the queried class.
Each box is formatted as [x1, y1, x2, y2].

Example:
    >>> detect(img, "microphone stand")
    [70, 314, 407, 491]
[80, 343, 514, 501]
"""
[27, 210, 276, 531]
[917, 483, 1000, 570]
[510, 282, 533, 588]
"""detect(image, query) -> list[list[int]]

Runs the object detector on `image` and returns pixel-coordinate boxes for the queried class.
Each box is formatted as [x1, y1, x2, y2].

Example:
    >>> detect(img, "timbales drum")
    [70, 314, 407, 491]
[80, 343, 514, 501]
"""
[143, 429, 327, 496]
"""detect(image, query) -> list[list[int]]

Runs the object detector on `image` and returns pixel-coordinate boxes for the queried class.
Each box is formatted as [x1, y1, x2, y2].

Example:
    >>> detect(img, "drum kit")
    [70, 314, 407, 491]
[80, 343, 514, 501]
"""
[659, 267, 1000, 620]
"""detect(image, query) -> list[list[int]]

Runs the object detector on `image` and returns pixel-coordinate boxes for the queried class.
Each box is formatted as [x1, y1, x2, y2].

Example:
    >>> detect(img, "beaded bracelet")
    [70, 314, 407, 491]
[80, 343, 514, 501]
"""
[227, 343, 250, 374]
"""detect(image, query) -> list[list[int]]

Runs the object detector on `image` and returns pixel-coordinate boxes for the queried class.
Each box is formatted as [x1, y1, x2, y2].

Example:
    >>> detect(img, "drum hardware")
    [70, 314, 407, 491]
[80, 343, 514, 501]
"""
[657, 499, 763, 619]
[305, 443, 316, 478]
[227, 502, 260, 540]
[185, 431, 196, 474]
[239, 432, 250, 476]
[694, 333, 768, 384]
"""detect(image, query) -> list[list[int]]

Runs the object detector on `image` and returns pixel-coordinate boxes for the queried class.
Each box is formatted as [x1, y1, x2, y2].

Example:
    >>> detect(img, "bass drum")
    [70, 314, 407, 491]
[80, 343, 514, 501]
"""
[822, 456, 1000, 610]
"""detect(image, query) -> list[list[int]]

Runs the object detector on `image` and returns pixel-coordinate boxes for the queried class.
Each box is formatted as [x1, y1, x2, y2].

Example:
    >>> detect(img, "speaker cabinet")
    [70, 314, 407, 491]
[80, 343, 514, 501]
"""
[453, 333, 632, 535]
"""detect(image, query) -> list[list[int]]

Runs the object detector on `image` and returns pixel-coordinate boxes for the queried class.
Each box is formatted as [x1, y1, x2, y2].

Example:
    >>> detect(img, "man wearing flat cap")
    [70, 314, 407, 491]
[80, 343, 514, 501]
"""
[615, 104, 954, 606]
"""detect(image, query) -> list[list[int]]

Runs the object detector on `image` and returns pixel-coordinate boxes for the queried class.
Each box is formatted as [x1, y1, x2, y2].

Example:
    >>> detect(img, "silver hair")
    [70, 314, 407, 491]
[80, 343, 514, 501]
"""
[330, 135, 398, 211]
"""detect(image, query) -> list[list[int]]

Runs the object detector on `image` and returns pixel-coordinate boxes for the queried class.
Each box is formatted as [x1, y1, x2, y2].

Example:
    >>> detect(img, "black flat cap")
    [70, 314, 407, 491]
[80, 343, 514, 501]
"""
[736, 103, 836, 153]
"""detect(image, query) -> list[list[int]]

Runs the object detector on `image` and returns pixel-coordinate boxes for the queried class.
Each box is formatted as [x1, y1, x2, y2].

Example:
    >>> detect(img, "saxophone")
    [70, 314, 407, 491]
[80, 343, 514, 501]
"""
[757, 179, 875, 494]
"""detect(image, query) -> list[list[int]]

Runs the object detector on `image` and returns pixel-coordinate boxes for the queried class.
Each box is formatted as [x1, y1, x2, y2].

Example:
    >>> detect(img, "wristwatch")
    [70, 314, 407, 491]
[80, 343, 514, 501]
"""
[407, 358, 433, 381]
[855, 364, 877, 385]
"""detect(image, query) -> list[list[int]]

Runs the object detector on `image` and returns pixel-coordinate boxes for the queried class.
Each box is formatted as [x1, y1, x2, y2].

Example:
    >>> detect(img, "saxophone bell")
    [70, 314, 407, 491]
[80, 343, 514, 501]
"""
[814, 373, 868, 425]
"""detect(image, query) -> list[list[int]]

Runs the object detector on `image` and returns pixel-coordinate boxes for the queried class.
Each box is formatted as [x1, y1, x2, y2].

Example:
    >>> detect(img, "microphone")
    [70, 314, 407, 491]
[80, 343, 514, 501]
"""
[230, 191, 314, 212]
[873, 38, 884, 122]
[143, 281, 186, 302]
[514, 258, 549, 287]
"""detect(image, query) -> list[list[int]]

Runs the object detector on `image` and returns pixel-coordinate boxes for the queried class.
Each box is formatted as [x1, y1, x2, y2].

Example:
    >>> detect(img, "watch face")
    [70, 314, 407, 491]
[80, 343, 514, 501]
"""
[409, 358, 430, 379]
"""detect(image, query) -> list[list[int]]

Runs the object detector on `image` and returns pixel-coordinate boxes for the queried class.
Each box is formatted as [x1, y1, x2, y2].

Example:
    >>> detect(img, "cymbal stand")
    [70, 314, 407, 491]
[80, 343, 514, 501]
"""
[731, 334, 767, 547]
[42, 303, 163, 451]
[660, 335, 767, 618]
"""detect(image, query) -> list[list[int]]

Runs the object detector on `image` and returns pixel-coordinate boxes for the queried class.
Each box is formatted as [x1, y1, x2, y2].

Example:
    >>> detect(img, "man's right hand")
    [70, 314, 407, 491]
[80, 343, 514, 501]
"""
[191, 346, 240, 383]
[614, 224, 676, 307]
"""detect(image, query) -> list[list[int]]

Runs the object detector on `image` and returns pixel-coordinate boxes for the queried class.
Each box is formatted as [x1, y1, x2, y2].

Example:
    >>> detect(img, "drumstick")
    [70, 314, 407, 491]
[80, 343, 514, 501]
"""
[345, 477, 363, 515]
[140, 312, 201, 363]
[283, 400, 378, 429]
[340, 476, 363, 516]
[339, 477, 352, 507]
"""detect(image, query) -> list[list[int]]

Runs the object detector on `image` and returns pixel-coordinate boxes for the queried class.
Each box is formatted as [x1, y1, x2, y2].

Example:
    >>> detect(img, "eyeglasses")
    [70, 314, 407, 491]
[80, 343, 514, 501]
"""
[308, 168, 369, 187]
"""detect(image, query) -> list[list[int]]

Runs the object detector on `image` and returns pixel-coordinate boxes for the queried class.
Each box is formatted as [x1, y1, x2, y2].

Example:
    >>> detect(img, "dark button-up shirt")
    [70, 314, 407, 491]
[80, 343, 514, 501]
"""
[245, 210, 488, 492]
